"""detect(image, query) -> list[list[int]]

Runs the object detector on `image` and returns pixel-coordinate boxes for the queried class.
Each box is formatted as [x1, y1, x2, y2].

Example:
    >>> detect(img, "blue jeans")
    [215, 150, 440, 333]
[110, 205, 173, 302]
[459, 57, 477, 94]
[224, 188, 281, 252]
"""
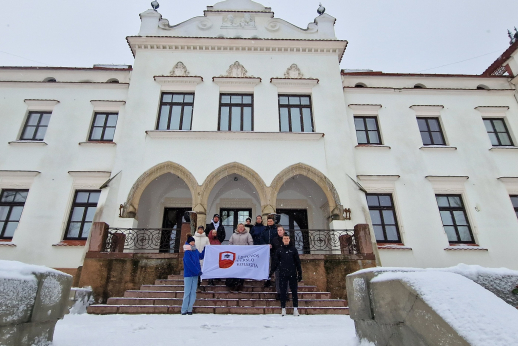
[181, 276, 198, 313]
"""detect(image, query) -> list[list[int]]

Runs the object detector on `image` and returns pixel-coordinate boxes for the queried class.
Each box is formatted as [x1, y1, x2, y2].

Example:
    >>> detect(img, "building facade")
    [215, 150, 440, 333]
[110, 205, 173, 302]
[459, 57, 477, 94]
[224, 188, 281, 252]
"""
[1, 0, 518, 274]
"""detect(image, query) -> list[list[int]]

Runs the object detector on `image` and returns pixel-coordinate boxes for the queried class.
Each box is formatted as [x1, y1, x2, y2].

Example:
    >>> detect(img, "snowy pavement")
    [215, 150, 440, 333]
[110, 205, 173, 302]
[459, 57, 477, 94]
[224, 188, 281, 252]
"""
[53, 314, 370, 346]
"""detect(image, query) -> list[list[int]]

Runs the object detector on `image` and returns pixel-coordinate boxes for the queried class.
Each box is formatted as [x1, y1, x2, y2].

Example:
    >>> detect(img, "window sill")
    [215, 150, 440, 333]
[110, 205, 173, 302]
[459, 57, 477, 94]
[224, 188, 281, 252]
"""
[52, 240, 87, 247]
[444, 244, 487, 251]
[0, 240, 16, 247]
[420, 145, 457, 151]
[355, 144, 391, 150]
[146, 130, 324, 141]
[79, 141, 117, 146]
[9, 140, 47, 146]
[489, 146, 518, 151]
[377, 243, 412, 250]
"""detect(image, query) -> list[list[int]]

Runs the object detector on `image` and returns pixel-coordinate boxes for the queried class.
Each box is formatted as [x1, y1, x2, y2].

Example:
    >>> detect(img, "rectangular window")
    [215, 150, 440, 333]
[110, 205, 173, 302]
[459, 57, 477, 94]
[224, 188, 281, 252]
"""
[89, 113, 118, 141]
[278, 95, 313, 133]
[219, 94, 253, 131]
[483, 118, 513, 146]
[157, 93, 194, 130]
[354, 116, 381, 144]
[417, 117, 445, 145]
[65, 190, 100, 240]
[435, 195, 474, 244]
[366, 194, 401, 243]
[20, 112, 51, 141]
[0, 190, 28, 239]
[510, 195, 518, 218]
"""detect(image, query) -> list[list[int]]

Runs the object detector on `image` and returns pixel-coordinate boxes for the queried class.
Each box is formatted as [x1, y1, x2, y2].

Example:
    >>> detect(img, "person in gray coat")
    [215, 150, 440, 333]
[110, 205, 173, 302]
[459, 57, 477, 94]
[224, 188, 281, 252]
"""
[226, 223, 253, 291]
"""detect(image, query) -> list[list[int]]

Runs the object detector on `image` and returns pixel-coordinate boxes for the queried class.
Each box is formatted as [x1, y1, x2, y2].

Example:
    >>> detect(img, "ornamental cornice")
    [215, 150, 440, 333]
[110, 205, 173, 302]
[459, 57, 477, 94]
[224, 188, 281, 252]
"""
[357, 175, 400, 192]
[498, 177, 518, 194]
[474, 106, 510, 114]
[410, 105, 444, 115]
[426, 176, 468, 193]
[212, 77, 261, 92]
[90, 100, 126, 111]
[68, 171, 112, 189]
[24, 99, 59, 110]
[348, 104, 382, 114]
[154, 76, 204, 91]
[270, 78, 318, 93]
[0, 170, 40, 189]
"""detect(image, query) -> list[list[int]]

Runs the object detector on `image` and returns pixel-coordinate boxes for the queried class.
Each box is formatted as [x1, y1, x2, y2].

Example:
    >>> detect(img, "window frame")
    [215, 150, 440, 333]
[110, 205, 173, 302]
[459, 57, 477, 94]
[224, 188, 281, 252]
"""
[218, 94, 254, 132]
[156, 92, 195, 131]
[417, 117, 446, 146]
[20, 111, 51, 141]
[483, 118, 514, 147]
[88, 112, 119, 142]
[435, 194, 475, 244]
[354, 116, 382, 145]
[64, 190, 101, 240]
[510, 195, 518, 219]
[278, 94, 314, 133]
[366, 193, 401, 243]
[0, 189, 29, 239]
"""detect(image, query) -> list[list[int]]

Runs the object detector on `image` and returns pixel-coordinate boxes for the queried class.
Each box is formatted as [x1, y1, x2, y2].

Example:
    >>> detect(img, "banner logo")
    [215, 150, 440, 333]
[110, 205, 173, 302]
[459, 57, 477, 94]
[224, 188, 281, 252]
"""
[219, 251, 236, 269]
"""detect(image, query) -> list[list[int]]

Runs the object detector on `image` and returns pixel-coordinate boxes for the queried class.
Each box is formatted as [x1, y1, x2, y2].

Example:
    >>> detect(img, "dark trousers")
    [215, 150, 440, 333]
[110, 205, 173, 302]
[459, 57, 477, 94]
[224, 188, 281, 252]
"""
[279, 276, 298, 308]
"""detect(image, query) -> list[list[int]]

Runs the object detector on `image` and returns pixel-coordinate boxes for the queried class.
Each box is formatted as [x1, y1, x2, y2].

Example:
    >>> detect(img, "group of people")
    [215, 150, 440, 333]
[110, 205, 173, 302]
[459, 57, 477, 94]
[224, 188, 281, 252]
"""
[181, 214, 303, 316]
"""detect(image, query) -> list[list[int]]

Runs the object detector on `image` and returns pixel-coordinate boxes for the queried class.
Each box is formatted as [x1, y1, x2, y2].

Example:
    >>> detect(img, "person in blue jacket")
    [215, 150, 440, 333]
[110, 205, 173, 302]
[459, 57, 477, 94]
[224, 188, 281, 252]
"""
[250, 215, 266, 245]
[181, 234, 205, 315]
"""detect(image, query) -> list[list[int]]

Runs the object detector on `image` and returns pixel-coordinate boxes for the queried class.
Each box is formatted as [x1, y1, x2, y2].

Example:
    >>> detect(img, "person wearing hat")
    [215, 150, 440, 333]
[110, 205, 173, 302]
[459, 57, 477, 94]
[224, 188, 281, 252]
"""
[204, 213, 226, 244]
[181, 234, 205, 315]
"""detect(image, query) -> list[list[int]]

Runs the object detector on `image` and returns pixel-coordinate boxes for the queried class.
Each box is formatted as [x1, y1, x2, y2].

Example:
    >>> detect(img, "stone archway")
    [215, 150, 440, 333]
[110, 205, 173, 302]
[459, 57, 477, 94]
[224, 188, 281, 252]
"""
[200, 162, 268, 210]
[123, 161, 199, 218]
[270, 163, 344, 220]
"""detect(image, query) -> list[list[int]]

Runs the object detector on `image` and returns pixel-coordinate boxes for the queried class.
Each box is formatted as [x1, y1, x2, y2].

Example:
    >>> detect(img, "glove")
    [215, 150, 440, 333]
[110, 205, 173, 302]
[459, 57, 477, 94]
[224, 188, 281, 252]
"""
[297, 274, 302, 282]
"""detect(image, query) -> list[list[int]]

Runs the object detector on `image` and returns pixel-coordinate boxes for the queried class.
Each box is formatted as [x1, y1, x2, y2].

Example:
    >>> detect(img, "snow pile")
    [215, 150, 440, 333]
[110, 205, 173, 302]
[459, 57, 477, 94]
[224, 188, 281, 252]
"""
[53, 314, 373, 346]
[69, 287, 94, 315]
[372, 271, 518, 346]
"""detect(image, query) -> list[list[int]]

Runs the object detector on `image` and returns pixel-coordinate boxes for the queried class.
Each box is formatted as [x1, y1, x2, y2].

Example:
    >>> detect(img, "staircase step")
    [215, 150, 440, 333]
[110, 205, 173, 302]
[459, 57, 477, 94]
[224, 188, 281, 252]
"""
[141, 284, 317, 293]
[87, 304, 349, 315]
[124, 290, 332, 300]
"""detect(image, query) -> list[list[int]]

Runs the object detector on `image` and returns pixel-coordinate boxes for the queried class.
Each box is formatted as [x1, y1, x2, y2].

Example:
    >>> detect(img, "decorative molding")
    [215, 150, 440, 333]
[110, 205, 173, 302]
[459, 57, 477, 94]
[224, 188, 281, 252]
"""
[8, 141, 47, 146]
[0, 81, 129, 89]
[0, 170, 40, 189]
[444, 245, 488, 251]
[270, 78, 318, 93]
[265, 19, 317, 33]
[223, 61, 251, 78]
[90, 100, 126, 111]
[79, 141, 117, 146]
[474, 106, 509, 114]
[410, 105, 444, 116]
[68, 171, 112, 189]
[498, 177, 518, 194]
[420, 146, 457, 151]
[0, 243, 16, 247]
[154, 76, 203, 91]
[426, 176, 468, 193]
[284, 64, 304, 78]
[163, 198, 192, 208]
[355, 144, 391, 150]
[212, 77, 261, 92]
[170, 62, 190, 76]
[221, 13, 256, 29]
[343, 87, 515, 95]
[145, 130, 324, 141]
[357, 175, 400, 192]
[24, 99, 59, 111]
[348, 104, 382, 115]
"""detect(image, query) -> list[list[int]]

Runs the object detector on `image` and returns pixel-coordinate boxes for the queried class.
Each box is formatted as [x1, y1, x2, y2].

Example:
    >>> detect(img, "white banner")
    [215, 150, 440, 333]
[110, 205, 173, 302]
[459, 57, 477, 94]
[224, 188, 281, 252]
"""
[200, 245, 270, 280]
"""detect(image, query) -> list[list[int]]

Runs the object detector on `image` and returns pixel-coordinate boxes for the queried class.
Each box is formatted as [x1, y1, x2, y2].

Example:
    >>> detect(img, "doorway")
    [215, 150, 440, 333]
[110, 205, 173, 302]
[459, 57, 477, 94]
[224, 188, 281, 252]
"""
[219, 208, 252, 244]
[161, 207, 190, 253]
[277, 209, 310, 254]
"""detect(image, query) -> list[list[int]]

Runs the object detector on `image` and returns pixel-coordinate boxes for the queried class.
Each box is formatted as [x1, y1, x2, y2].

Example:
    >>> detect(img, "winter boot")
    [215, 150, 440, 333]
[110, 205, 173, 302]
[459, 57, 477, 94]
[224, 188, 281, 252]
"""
[281, 308, 286, 316]
[293, 308, 299, 316]
[263, 280, 272, 288]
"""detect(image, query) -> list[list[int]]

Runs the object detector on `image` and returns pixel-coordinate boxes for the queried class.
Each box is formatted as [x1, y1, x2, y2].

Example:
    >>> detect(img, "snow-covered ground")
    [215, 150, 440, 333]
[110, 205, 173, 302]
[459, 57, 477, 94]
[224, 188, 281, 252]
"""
[53, 314, 371, 346]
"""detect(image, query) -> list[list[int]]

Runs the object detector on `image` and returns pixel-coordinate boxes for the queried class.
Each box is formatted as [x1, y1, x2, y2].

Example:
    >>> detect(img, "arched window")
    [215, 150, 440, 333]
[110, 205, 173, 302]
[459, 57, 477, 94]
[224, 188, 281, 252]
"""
[477, 84, 489, 90]
[43, 77, 56, 82]
[414, 83, 426, 89]
[106, 78, 119, 83]
[355, 83, 366, 88]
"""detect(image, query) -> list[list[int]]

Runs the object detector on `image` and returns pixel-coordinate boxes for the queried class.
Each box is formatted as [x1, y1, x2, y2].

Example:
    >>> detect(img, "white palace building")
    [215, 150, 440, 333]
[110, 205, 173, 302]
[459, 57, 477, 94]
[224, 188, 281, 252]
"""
[1, 0, 518, 276]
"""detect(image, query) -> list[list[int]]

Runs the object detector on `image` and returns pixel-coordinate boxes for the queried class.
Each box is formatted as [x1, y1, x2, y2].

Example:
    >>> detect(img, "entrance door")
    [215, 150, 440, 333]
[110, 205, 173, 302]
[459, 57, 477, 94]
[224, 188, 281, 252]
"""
[220, 209, 252, 245]
[277, 209, 310, 254]
[161, 208, 190, 253]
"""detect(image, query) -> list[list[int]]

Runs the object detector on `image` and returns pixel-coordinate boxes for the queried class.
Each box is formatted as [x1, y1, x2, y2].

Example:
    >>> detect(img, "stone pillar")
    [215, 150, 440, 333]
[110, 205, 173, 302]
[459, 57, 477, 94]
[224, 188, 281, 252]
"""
[354, 224, 374, 255]
[88, 222, 109, 252]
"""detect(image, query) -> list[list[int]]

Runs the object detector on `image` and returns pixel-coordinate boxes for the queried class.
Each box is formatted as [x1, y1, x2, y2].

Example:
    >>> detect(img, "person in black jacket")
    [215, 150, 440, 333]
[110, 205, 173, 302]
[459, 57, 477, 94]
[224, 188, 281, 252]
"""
[270, 232, 302, 317]
[204, 214, 226, 244]
[250, 215, 265, 245]
[261, 215, 278, 288]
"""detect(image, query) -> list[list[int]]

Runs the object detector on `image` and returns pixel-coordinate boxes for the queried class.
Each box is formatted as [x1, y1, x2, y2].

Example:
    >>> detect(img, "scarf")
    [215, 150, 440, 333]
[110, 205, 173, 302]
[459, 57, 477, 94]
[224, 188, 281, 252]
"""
[212, 220, 220, 229]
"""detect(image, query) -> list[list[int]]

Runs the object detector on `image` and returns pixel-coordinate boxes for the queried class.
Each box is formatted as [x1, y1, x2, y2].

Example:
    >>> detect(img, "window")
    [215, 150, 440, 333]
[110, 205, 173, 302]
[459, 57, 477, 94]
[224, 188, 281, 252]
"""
[157, 93, 194, 130]
[219, 94, 253, 131]
[65, 190, 100, 240]
[220, 209, 252, 244]
[89, 113, 118, 141]
[483, 118, 513, 146]
[436, 195, 474, 243]
[20, 112, 51, 141]
[0, 190, 28, 239]
[354, 116, 381, 144]
[366, 194, 401, 243]
[417, 117, 445, 145]
[511, 196, 518, 218]
[278, 95, 313, 132]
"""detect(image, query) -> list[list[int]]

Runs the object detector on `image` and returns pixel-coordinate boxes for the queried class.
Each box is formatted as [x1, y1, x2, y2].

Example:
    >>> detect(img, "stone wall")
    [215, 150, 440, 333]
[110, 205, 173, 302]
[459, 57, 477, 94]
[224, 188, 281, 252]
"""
[0, 261, 72, 346]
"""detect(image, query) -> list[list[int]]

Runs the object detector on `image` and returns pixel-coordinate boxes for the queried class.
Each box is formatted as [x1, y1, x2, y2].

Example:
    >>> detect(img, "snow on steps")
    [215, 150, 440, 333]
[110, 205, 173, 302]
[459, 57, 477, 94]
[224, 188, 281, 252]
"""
[88, 275, 349, 315]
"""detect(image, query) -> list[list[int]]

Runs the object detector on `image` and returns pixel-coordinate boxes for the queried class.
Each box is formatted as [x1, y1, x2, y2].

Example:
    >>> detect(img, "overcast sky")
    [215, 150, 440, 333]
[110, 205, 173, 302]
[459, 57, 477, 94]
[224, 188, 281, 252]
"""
[0, 0, 517, 74]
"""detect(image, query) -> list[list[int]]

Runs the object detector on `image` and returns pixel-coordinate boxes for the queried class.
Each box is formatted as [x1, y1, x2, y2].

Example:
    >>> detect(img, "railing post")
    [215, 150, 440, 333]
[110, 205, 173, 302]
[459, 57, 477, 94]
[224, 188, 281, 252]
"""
[354, 224, 374, 255]
[89, 222, 109, 252]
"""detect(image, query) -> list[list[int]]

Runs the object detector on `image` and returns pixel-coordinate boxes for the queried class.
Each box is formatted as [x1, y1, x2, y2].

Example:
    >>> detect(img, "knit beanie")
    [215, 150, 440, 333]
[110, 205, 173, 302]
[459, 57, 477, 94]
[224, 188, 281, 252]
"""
[187, 236, 195, 243]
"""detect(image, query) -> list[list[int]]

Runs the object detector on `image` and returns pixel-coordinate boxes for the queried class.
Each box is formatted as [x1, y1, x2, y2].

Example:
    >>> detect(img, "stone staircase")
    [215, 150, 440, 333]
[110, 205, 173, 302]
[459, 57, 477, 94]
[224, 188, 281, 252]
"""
[87, 274, 349, 315]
